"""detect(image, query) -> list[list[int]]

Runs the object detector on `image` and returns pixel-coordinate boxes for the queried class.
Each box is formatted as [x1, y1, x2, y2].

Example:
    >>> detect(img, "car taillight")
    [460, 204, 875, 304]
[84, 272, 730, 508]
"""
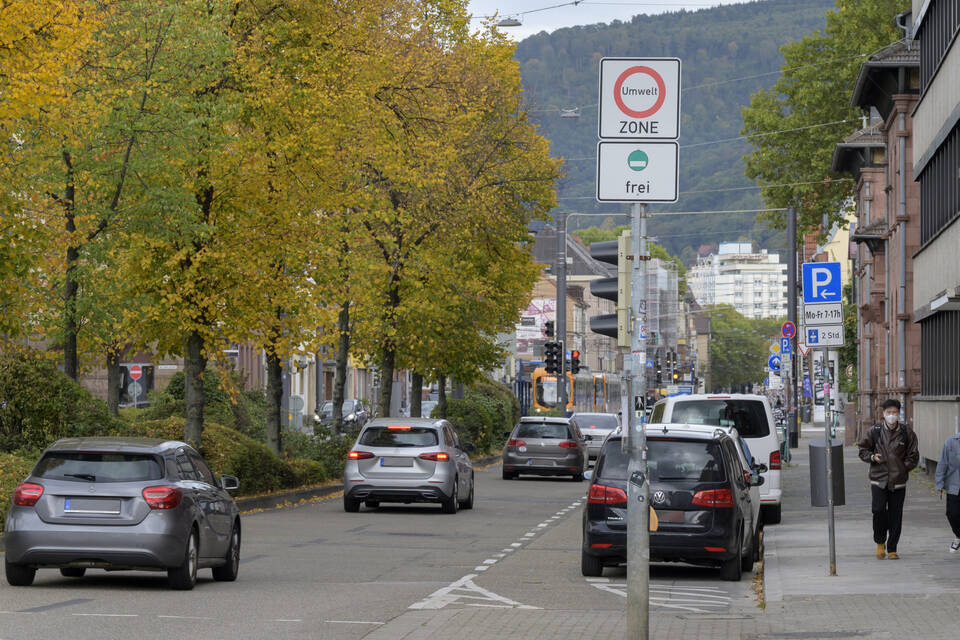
[559, 441, 579, 449]
[769, 450, 781, 470]
[588, 484, 628, 504]
[142, 486, 182, 510]
[507, 439, 526, 447]
[419, 452, 450, 461]
[348, 450, 375, 460]
[692, 488, 734, 508]
[13, 483, 44, 507]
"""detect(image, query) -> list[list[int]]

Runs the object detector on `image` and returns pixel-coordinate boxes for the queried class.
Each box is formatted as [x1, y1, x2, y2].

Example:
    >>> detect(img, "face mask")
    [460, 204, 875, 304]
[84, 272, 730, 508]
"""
[884, 414, 898, 426]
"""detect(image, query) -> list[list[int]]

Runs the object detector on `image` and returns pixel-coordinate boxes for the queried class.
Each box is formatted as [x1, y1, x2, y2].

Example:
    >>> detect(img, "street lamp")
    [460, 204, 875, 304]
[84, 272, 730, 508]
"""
[497, 15, 522, 26]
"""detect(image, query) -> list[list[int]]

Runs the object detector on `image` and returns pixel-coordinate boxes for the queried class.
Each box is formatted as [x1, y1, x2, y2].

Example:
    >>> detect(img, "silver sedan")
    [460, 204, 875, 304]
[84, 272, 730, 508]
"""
[343, 418, 474, 514]
[4, 438, 240, 590]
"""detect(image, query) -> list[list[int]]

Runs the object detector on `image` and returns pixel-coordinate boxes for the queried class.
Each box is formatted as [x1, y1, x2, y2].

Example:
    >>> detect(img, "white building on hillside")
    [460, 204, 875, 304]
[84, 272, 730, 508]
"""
[687, 242, 787, 319]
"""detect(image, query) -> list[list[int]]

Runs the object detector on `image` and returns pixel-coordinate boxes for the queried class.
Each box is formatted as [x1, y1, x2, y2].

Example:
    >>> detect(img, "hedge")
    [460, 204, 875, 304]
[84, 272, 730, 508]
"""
[445, 379, 521, 454]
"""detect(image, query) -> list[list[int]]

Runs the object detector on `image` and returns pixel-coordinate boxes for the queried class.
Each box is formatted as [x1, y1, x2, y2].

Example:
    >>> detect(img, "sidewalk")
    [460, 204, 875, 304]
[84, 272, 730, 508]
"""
[363, 426, 960, 639]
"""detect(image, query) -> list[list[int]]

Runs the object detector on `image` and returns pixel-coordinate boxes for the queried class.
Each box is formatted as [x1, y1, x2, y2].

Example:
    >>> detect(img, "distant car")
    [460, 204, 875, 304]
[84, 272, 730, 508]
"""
[4, 438, 241, 590]
[501, 416, 588, 481]
[343, 418, 474, 514]
[315, 399, 370, 432]
[581, 426, 760, 581]
[650, 393, 783, 524]
[572, 412, 620, 460]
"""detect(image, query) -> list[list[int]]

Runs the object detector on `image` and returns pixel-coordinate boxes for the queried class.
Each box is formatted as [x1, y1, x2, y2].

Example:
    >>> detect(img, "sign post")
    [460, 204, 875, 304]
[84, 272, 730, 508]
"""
[801, 262, 844, 577]
[598, 56, 680, 640]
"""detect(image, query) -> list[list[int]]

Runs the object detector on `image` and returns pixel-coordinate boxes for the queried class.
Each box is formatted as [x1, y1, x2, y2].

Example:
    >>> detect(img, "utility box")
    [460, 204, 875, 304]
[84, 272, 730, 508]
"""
[810, 438, 845, 507]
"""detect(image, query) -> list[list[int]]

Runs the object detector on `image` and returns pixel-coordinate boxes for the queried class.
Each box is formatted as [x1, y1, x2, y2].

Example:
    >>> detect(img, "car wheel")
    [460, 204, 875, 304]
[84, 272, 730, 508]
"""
[5, 558, 36, 587]
[343, 495, 361, 513]
[720, 531, 743, 582]
[168, 530, 199, 590]
[741, 533, 755, 573]
[762, 504, 782, 525]
[752, 527, 763, 563]
[502, 468, 516, 480]
[60, 568, 86, 578]
[365, 501, 380, 509]
[460, 474, 475, 510]
[212, 521, 240, 582]
[581, 551, 603, 577]
[441, 478, 459, 514]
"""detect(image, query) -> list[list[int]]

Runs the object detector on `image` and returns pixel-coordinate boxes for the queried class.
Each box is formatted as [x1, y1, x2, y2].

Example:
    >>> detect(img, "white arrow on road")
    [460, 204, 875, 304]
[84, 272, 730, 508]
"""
[409, 574, 539, 610]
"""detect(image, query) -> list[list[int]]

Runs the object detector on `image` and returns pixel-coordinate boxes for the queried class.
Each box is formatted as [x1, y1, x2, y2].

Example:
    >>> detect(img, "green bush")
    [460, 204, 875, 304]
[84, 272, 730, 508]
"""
[0, 345, 125, 454]
[283, 430, 353, 481]
[0, 452, 36, 532]
[142, 370, 267, 442]
[445, 379, 520, 454]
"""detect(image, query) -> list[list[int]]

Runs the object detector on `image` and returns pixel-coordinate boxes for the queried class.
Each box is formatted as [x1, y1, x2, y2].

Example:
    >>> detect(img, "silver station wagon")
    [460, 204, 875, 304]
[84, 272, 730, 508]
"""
[4, 438, 241, 590]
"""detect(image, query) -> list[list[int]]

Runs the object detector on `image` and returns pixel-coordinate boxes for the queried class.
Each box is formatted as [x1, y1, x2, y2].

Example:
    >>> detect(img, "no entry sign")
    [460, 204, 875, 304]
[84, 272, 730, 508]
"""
[129, 364, 142, 381]
[598, 58, 681, 140]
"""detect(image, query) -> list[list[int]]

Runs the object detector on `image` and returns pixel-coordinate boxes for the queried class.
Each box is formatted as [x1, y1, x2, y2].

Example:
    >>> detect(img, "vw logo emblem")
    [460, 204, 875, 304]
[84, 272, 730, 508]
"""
[88, 485, 96, 493]
[651, 490, 666, 505]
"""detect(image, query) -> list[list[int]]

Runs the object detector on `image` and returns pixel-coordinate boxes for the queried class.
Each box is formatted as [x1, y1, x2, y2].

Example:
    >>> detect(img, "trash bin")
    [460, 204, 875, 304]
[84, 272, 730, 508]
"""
[788, 415, 799, 449]
[809, 437, 845, 507]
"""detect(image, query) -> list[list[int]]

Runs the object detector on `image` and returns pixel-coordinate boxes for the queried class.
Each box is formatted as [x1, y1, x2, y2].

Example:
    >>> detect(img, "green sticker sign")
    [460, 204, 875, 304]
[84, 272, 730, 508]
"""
[627, 150, 649, 171]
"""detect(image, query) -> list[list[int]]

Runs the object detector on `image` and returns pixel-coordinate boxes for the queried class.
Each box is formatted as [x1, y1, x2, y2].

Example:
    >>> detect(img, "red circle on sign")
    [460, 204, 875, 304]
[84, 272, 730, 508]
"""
[781, 322, 796, 339]
[613, 66, 667, 119]
[129, 364, 142, 381]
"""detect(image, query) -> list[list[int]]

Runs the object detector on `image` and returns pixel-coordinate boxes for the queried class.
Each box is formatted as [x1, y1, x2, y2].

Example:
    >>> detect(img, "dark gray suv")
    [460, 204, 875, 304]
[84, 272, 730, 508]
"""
[4, 438, 241, 590]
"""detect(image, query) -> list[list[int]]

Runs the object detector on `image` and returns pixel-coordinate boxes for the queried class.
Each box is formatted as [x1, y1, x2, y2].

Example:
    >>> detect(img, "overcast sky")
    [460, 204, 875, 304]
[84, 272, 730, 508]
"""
[467, 0, 754, 40]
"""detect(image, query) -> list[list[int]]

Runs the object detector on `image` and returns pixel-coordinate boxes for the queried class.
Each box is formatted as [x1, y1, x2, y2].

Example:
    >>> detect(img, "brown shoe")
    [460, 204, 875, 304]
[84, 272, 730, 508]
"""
[876, 543, 886, 559]
[887, 552, 900, 559]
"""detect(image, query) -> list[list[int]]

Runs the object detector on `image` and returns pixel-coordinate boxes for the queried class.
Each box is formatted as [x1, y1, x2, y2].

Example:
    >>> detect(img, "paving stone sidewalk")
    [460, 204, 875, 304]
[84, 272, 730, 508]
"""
[364, 426, 960, 640]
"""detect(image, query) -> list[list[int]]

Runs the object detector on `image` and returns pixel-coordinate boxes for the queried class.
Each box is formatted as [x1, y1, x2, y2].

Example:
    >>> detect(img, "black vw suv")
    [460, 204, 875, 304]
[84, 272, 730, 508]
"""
[581, 425, 760, 581]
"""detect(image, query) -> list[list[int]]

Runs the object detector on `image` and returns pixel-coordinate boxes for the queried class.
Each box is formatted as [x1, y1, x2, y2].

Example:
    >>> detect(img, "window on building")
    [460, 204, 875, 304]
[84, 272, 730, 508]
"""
[921, 310, 960, 396]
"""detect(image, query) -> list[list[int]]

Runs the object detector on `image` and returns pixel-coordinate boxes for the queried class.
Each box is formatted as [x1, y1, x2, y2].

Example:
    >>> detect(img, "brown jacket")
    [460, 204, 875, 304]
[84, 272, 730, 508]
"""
[857, 422, 919, 489]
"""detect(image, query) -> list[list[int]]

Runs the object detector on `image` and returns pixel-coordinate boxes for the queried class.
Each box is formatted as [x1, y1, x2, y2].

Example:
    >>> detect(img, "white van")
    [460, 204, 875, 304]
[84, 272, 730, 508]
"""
[649, 394, 783, 524]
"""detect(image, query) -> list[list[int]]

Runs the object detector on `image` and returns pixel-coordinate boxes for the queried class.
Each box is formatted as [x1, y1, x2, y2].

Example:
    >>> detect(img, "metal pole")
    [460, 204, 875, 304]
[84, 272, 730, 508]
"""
[823, 348, 837, 575]
[556, 210, 568, 412]
[627, 202, 649, 639]
[787, 206, 800, 446]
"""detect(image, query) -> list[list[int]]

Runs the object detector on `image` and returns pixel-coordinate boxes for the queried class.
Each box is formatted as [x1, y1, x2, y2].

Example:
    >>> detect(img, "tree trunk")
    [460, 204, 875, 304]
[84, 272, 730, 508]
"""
[106, 346, 121, 417]
[333, 300, 350, 432]
[62, 151, 79, 380]
[410, 372, 423, 417]
[265, 347, 283, 454]
[437, 374, 447, 418]
[378, 346, 395, 418]
[184, 330, 206, 447]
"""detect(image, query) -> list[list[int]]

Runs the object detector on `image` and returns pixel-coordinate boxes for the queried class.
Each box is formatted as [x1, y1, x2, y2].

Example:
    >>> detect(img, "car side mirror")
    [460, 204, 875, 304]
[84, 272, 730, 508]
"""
[755, 463, 768, 473]
[584, 469, 593, 481]
[220, 475, 240, 491]
[751, 472, 765, 487]
[463, 442, 477, 453]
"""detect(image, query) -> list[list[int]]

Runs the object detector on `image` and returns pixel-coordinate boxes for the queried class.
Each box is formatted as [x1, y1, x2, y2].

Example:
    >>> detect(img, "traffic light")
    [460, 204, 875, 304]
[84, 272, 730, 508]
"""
[655, 352, 662, 386]
[570, 350, 581, 374]
[544, 341, 560, 374]
[544, 320, 555, 338]
[588, 230, 631, 347]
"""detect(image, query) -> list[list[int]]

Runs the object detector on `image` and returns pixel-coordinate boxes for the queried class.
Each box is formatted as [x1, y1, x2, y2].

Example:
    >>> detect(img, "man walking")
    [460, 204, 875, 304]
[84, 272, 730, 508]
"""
[857, 399, 919, 559]
[934, 431, 960, 552]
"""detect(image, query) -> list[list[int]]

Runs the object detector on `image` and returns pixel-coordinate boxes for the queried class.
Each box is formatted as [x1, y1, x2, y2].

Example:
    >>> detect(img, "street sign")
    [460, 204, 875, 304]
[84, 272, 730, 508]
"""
[797, 342, 810, 356]
[769, 341, 780, 354]
[677, 385, 693, 395]
[596, 141, 679, 202]
[598, 57, 681, 140]
[127, 381, 141, 399]
[803, 302, 843, 326]
[806, 325, 845, 347]
[780, 337, 792, 355]
[666, 384, 679, 395]
[846, 364, 855, 379]
[768, 354, 781, 372]
[801, 262, 843, 303]
[129, 364, 142, 381]
[781, 321, 797, 339]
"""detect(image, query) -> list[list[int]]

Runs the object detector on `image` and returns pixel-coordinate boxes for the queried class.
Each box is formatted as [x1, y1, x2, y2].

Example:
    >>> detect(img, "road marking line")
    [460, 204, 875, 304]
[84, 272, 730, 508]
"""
[494, 553, 506, 558]
[537, 523, 549, 528]
[584, 577, 609, 582]
[502, 548, 515, 552]
[410, 574, 539, 610]
[158, 615, 215, 620]
[483, 559, 497, 564]
[72, 613, 138, 617]
[510, 543, 522, 547]
[325, 621, 384, 625]
[474, 566, 489, 571]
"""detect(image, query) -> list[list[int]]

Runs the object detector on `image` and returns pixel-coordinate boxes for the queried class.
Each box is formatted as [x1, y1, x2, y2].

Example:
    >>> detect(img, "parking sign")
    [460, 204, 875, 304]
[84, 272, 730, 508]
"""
[801, 262, 843, 303]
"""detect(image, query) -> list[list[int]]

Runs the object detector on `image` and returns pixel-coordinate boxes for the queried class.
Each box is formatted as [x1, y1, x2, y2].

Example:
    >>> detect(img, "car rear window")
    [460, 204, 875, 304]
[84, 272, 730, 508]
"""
[515, 422, 572, 439]
[576, 415, 619, 430]
[359, 427, 439, 447]
[596, 438, 726, 483]
[668, 400, 770, 438]
[33, 452, 164, 483]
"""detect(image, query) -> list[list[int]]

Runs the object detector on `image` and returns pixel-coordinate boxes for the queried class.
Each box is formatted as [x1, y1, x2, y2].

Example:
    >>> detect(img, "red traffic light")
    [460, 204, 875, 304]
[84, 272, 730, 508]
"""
[571, 350, 580, 358]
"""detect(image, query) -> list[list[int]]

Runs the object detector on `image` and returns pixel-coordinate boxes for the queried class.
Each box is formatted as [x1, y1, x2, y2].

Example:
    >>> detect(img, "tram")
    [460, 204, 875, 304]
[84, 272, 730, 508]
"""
[529, 367, 623, 415]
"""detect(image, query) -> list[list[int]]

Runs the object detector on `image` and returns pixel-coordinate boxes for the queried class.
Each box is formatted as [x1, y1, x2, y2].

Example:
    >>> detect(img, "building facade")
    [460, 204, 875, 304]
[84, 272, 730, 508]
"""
[833, 35, 921, 440]
[687, 242, 787, 319]
[911, 1, 960, 466]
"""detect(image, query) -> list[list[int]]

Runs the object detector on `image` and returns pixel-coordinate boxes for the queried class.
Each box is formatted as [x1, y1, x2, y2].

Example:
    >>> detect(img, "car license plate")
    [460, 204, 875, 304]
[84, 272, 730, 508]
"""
[64, 497, 121, 514]
[380, 457, 414, 467]
[657, 510, 684, 523]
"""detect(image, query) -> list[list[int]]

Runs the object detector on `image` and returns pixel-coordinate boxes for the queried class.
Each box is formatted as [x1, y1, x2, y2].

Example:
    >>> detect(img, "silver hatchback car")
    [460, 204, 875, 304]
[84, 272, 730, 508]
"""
[343, 418, 474, 514]
[4, 438, 241, 590]
[572, 412, 621, 460]
[501, 416, 588, 481]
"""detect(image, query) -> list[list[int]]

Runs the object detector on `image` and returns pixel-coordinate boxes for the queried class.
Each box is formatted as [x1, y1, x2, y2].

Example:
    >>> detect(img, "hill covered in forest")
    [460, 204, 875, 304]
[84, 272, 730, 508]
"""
[516, 0, 835, 264]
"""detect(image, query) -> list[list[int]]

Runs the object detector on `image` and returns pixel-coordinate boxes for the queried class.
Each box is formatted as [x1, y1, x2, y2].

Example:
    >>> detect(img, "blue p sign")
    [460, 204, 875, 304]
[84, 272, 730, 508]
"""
[802, 262, 842, 303]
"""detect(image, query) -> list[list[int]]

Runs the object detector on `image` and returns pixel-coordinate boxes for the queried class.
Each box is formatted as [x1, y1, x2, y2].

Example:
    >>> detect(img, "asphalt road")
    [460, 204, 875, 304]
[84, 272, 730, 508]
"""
[0, 462, 758, 640]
